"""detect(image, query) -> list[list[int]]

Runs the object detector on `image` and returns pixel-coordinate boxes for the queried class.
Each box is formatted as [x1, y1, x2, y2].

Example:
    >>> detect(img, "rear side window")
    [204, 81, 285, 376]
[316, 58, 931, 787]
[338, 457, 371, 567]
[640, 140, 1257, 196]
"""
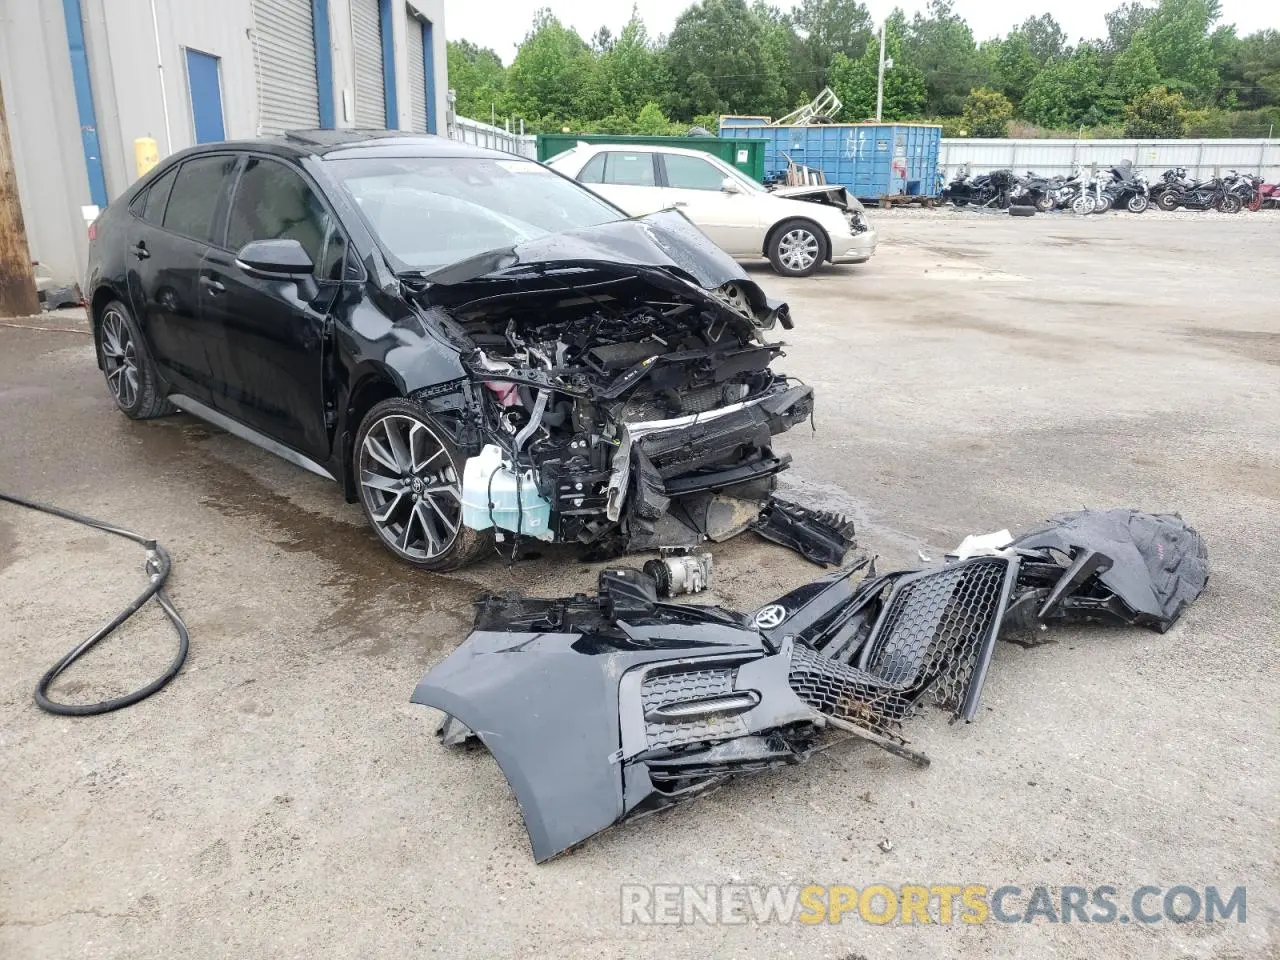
[141, 167, 177, 224]
[600, 152, 655, 187]
[163, 155, 236, 242]
[226, 156, 346, 278]
[578, 152, 606, 184]
[663, 153, 725, 191]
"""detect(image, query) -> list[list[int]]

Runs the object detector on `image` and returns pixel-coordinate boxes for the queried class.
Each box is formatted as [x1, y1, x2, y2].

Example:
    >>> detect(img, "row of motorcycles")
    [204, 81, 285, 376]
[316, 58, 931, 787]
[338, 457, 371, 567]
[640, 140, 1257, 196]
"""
[943, 162, 1279, 215]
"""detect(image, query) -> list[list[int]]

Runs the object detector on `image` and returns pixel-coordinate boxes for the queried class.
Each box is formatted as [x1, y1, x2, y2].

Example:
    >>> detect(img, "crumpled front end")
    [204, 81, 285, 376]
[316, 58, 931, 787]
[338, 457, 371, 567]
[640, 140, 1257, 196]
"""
[414, 213, 814, 556]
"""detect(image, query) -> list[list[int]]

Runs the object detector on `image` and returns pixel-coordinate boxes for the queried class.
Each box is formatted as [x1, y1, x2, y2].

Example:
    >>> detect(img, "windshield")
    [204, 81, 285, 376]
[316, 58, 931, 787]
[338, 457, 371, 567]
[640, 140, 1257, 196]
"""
[325, 156, 625, 271]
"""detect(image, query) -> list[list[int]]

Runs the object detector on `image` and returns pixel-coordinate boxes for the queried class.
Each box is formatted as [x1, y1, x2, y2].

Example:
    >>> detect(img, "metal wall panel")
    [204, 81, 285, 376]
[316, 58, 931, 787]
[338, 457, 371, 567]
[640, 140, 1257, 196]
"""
[940, 138, 1279, 183]
[251, 0, 320, 135]
[405, 9, 426, 133]
[350, 0, 385, 127]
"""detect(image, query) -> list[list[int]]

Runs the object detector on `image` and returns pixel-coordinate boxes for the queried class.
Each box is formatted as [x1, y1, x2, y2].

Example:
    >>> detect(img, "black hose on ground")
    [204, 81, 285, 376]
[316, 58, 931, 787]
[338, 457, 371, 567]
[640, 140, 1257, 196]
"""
[0, 491, 189, 715]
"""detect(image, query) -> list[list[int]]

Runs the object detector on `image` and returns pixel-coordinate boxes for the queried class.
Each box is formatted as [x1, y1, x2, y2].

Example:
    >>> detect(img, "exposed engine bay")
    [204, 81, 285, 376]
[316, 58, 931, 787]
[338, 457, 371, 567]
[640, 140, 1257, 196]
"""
[412, 217, 815, 557]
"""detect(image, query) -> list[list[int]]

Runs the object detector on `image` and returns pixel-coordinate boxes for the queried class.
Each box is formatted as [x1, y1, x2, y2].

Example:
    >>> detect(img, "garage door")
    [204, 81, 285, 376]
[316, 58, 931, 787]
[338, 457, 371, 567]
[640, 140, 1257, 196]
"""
[351, 0, 387, 127]
[251, 0, 321, 134]
[405, 9, 427, 133]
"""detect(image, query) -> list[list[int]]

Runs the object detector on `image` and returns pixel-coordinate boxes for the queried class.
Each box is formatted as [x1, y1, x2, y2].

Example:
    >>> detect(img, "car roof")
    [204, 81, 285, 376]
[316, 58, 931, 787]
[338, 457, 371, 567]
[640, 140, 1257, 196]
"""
[175, 130, 518, 163]
[564, 142, 725, 160]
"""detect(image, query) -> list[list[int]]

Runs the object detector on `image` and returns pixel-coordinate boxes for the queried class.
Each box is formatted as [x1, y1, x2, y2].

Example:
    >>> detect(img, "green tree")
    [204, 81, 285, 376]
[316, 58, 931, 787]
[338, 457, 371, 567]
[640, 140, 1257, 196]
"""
[828, 19, 926, 120]
[1143, 0, 1220, 99]
[753, 1, 806, 117]
[505, 10, 618, 128]
[1104, 2, 1155, 52]
[1219, 29, 1280, 109]
[1018, 13, 1067, 63]
[1020, 44, 1106, 126]
[599, 10, 665, 117]
[1100, 31, 1162, 118]
[1124, 85, 1187, 134]
[990, 32, 1040, 104]
[446, 40, 508, 120]
[961, 87, 1014, 136]
[791, 0, 873, 71]
[905, 0, 987, 116]
[663, 0, 783, 119]
[634, 101, 676, 134]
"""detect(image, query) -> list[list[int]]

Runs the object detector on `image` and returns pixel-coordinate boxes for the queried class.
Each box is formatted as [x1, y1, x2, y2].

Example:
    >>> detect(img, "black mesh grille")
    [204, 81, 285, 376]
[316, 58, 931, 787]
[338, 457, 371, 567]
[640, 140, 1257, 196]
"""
[787, 558, 1011, 740]
[861, 558, 1009, 713]
[641, 667, 748, 749]
[788, 646, 918, 739]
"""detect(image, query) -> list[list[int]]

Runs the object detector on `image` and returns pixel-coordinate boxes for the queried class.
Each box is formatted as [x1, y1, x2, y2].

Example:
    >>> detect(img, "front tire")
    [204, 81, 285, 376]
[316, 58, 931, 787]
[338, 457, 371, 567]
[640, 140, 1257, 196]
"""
[1156, 191, 1179, 211]
[768, 220, 827, 277]
[354, 398, 492, 571]
[1127, 195, 1149, 213]
[1219, 194, 1242, 214]
[1034, 194, 1054, 213]
[97, 300, 174, 419]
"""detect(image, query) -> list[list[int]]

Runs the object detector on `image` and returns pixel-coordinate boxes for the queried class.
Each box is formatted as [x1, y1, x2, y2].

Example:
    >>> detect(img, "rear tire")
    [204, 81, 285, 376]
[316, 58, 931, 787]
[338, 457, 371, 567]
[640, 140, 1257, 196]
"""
[354, 398, 492, 571]
[1009, 205, 1036, 217]
[767, 219, 827, 277]
[96, 300, 174, 420]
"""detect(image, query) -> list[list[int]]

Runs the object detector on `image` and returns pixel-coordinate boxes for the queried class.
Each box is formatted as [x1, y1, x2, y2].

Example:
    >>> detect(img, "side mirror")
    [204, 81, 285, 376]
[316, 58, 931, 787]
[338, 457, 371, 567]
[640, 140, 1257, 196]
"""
[721, 177, 742, 194]
[236, 238, 314, 277]
[236, 239, 319, 302]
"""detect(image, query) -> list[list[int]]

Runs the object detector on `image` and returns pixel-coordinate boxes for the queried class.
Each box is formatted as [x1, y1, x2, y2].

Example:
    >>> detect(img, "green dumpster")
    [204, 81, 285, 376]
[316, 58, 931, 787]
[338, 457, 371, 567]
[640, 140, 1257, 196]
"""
[536, 134, 768, 184]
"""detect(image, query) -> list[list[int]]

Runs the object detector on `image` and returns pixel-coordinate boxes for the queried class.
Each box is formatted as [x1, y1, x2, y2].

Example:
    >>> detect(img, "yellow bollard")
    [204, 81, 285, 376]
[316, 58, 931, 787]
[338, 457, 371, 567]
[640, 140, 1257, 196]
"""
[134, 137, 159, 178]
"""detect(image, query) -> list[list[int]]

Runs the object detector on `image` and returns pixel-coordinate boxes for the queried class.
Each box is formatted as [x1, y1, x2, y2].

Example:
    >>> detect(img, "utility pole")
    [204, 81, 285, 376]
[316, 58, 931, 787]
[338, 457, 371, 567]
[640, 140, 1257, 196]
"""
[875, 21, 887, 123]
[0, 76, 40, 318]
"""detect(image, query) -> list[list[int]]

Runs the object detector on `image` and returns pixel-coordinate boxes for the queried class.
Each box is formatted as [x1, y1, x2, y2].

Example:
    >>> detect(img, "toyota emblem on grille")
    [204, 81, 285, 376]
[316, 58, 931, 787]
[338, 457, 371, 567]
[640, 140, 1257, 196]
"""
[754, 604, 787, 629]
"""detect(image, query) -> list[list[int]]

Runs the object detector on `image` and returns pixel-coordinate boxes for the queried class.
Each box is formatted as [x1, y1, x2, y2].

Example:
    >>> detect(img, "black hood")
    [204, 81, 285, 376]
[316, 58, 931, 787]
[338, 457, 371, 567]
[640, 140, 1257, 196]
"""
[418, 211, 789, 329]
[424, 210, 747, 289]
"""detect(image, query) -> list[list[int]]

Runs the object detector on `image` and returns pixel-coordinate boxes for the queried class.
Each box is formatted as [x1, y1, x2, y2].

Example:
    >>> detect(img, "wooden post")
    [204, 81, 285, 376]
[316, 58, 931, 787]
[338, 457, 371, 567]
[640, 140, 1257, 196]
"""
[0, 76, 40, 318]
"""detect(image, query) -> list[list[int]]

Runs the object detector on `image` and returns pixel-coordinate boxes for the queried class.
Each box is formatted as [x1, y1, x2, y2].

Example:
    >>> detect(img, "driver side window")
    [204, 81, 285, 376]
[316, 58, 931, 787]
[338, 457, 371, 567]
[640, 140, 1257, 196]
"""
[226, 157, 348, 279]
[662, 153, 725, 191]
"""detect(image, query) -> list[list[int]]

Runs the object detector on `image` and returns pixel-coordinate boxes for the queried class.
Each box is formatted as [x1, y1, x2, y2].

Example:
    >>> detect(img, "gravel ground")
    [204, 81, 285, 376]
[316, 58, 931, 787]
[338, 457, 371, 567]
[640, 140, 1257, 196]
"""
[1, 211, 1277, 959]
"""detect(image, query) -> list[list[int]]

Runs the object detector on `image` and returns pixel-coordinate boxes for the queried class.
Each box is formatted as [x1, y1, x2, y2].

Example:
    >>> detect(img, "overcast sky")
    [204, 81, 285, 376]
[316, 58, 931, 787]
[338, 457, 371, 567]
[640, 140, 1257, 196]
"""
[447, 0, 1278, 64]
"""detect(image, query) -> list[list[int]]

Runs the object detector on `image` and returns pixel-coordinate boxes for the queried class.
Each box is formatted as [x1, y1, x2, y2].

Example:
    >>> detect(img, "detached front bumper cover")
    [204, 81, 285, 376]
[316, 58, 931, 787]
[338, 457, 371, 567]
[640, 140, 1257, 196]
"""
[411, 509, 1208, 862]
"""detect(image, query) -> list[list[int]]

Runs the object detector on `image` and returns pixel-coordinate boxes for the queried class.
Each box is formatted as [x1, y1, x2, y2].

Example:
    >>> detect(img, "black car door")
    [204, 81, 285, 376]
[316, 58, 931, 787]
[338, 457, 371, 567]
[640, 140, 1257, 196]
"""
[197, 154, 348, 463]
[126, 154, 238, 403]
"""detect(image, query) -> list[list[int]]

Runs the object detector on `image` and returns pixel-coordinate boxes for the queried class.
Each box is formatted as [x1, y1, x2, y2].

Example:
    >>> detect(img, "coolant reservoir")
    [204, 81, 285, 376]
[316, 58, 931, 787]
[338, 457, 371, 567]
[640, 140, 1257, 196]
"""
[461, 444, 554, 540]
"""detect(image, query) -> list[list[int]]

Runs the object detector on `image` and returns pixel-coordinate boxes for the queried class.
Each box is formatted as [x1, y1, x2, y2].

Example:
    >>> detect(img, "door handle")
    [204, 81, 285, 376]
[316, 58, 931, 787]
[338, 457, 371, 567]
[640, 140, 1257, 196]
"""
[132, 242, 150, 260]
[199, 276, 225, 295]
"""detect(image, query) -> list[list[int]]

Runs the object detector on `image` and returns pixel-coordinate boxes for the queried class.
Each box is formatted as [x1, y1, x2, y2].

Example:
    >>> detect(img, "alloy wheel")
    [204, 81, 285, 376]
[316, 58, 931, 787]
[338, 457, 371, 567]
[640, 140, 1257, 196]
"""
[100, 308, 139, 408]
[777, 229, 819, 273]
[359, 414, 463, 560]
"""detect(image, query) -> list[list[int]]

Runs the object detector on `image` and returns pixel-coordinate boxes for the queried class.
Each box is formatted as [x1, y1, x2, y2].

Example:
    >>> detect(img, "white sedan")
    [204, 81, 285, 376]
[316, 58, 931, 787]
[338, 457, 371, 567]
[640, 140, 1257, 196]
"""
[546, 143, 877, 277]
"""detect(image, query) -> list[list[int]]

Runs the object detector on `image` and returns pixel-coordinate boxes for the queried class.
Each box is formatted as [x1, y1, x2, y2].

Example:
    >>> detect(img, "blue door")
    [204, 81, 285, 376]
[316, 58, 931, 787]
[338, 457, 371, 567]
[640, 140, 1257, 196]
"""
[185, 49, 226, 143]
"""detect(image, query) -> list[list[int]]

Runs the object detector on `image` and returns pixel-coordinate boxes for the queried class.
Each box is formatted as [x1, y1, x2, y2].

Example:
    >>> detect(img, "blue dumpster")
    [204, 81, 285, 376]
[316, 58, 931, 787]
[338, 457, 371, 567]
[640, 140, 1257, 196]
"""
[720, 119, 942, 201]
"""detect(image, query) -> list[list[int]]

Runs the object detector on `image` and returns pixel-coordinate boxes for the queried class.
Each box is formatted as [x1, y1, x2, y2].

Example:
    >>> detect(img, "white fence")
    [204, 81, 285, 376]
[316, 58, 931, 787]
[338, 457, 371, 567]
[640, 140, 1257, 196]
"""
[448, 114, 538, 158]
[939, 138, 1280, 182]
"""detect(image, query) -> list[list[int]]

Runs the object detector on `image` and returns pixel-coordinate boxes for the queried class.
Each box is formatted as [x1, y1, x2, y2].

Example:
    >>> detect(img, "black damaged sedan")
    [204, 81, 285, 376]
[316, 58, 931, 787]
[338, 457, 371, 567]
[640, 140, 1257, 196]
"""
[86, 131, 812, 570]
